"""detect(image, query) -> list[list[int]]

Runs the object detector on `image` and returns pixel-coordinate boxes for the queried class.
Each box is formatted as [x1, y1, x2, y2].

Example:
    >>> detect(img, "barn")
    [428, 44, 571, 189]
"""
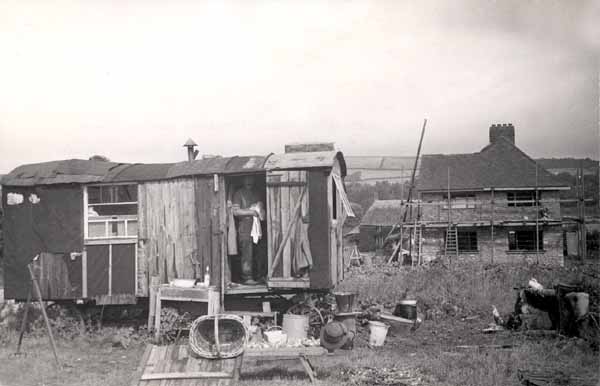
[1, 144, 354, 310]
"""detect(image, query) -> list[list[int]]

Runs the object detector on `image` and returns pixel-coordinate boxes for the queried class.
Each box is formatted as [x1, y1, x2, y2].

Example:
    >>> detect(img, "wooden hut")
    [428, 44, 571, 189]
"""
[1, 145, 354, 309]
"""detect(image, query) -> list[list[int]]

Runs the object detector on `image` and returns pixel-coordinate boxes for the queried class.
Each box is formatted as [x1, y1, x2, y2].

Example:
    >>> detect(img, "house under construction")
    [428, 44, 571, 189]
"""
[361, 123, 572, 266]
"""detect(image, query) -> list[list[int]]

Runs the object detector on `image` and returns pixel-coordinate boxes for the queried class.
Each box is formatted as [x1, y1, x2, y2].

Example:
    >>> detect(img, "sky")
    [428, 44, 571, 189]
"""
[0, 0, 598, 173]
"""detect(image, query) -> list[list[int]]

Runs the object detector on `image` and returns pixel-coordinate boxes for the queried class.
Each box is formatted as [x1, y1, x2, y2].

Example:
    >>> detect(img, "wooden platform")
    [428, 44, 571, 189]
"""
[243, 346, 328, 383]
[132, 344, 243, 386]
[152, 285, 220, 340]
[132, 343, 330, 385]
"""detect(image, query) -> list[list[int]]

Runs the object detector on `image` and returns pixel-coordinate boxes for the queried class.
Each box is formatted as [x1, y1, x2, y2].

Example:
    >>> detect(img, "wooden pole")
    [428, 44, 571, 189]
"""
[27, 263, 61, 369]
[535, 163, 540, 264]
[447, 167, 451, 225]
[384, 118, 427, 243]
[15, 288, 32, 355]
[490, 188, 495, 264]
[214, 314, 220, 358]
[575, 168, 583, 259]
[579, 163, 587, 259]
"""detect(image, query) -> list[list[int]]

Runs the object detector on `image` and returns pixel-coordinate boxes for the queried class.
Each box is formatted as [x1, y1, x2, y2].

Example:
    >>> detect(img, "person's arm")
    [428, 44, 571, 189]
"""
[233, 207, 258, 217]
[232, 190, 258, 217]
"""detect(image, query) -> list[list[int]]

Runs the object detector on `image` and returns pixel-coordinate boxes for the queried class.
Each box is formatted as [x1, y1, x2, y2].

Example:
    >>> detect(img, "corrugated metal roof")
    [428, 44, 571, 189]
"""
[417, 138, 569, 192]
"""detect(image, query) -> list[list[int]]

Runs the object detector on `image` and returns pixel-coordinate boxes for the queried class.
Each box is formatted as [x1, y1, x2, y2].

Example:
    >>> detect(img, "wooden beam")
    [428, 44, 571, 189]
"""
[266, 181, 307, 187]
[140, 371, 232, 380]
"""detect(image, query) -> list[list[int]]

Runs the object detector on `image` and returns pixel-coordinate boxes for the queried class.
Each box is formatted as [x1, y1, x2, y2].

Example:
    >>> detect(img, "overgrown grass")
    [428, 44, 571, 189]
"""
[0, 259, 598, 385]
[337, 260, 600, 319]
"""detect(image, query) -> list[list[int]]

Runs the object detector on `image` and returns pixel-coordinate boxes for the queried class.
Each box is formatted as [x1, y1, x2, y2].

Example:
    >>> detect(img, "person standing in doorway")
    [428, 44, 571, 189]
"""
[232, 176, 264, 285]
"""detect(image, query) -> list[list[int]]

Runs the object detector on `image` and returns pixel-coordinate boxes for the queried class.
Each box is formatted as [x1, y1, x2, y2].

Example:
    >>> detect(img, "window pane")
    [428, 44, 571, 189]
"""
[101, 186, 113, 203]
[93, 204, 137, 216]
[88, 222, 106, 238]
[508, 231, 517, 250]
[127, 220, 138, 236]
[118, 185, 137, 202]
[88, 186, 101, 204]
[458, 231, 477, 251]
[508, 229, 543, 250]
[109, 220, 126, 237]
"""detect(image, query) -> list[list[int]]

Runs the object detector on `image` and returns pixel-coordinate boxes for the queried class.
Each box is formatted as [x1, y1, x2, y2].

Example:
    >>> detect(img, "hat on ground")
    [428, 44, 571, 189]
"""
[320, 321, 348, 351]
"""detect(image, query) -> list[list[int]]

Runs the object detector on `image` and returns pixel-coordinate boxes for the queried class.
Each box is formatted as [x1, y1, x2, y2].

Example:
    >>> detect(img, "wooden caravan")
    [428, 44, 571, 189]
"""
[1, 145, 354, 308]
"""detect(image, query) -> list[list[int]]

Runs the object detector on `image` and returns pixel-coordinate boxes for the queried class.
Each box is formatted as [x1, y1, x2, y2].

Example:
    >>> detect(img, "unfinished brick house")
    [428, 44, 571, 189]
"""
[411, 124, 570, 265]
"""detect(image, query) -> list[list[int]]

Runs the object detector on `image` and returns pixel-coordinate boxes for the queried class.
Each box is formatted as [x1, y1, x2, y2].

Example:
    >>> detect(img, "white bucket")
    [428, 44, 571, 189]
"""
[282, 314, 309, 342]
[368, 321, 389, 347]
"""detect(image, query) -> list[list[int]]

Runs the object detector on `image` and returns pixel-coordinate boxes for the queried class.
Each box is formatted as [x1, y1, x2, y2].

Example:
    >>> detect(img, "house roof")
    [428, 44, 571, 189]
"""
[360, 200, 405, 226]
[2, 151, 345, 186]
[417, 138, 569, 192]
[536, 158, 598, 171]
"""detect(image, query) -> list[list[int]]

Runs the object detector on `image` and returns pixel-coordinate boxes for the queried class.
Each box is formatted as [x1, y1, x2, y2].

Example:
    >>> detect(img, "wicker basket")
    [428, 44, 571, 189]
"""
[189, 314, 248, 359]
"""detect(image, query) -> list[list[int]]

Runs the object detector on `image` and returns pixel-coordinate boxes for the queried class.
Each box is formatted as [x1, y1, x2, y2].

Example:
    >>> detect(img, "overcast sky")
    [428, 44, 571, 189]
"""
[0, 0, 598, 173]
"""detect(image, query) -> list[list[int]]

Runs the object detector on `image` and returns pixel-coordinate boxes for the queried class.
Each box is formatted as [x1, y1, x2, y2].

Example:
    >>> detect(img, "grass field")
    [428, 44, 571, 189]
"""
[1, 259, 598, 386]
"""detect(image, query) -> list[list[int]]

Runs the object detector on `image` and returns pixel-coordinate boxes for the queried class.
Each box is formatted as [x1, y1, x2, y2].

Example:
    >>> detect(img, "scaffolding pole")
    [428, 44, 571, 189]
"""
[535, 162, 540, 264]
[491, 188, 495, 264]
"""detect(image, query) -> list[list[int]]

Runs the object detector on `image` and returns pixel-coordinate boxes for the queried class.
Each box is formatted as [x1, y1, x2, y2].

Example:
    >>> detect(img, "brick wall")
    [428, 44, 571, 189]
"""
[419, 191, 562, 223]
[419, 224, 563, 266]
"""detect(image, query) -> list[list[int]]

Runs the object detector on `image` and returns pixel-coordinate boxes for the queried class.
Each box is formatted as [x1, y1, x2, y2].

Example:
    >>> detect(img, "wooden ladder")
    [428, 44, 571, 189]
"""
[412, 224, 423, 266]
[444, 225, 458, 260]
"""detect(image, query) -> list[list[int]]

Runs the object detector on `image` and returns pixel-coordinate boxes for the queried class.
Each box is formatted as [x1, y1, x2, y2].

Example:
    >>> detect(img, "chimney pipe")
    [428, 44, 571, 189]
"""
[183, 138, 199, 161]
[489, 123, 515, 145]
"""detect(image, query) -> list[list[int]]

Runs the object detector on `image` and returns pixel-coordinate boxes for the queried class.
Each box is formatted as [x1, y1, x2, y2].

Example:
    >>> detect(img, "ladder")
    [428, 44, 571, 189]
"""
[411, 224, 423, 266]
[444, 225, 458, 260]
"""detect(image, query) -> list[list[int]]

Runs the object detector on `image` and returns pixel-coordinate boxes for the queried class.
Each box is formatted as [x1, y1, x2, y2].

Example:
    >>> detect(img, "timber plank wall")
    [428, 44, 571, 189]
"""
[137, 177, 222, 297]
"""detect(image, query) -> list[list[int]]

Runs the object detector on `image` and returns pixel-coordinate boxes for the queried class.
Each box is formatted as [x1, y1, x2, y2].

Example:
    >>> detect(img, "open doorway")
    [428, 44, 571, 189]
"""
[225, 173, 268, 288]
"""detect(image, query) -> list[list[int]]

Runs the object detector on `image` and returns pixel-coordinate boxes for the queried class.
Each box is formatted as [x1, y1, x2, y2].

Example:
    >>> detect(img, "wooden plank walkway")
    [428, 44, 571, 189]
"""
[132, 344, 242, 386]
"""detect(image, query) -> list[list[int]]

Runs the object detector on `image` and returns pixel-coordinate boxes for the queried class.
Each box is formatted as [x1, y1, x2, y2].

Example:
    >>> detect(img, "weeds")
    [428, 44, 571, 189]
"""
[338, 260, 599, 320]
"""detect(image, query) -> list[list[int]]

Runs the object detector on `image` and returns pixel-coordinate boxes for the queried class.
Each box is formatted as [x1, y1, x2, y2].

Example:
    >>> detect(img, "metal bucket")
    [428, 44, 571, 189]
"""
[333, 292, 356, 313]
[368, 321, 389, 347]
[394, 300, 417, 320]
[282, 314, 309, 342]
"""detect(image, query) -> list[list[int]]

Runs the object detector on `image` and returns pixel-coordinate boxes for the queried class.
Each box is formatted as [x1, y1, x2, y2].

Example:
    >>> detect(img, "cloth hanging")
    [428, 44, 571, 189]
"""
[227, 200, 238, 255]
[249, 202, 265, 244]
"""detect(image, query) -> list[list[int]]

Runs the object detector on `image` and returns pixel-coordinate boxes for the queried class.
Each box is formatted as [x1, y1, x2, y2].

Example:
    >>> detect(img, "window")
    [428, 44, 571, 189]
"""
[507, 191, 538, 207]
[457, 230, 478, 252]
[442, 193, 476, 209]
[85, 184, 138, 239]
[508, 229, 543, 251]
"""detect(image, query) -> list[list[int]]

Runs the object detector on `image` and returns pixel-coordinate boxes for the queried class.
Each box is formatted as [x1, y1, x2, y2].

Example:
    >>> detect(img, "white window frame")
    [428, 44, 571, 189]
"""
[84, 183, 139, 241]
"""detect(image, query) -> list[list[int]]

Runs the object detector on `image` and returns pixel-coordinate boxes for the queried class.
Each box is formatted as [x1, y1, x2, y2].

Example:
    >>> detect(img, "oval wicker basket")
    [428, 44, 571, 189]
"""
[189, 314, 248, 359]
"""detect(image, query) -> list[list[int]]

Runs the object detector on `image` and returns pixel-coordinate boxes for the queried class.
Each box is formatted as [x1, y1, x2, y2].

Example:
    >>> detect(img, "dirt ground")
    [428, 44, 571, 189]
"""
[1, 315, 597, 386]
